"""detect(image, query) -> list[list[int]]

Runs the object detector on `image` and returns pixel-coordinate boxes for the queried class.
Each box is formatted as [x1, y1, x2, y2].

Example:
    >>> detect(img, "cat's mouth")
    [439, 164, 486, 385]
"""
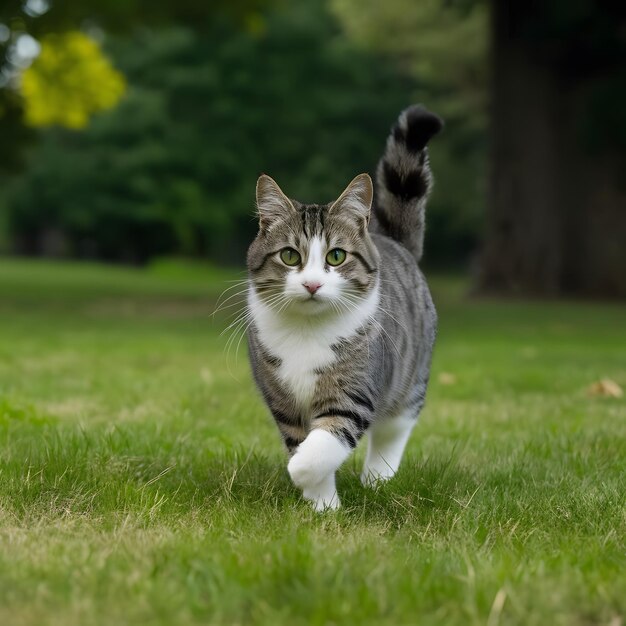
[300, 294, 322, 306]
[293, 290, 322, 302]
[290, 293, 334, 315]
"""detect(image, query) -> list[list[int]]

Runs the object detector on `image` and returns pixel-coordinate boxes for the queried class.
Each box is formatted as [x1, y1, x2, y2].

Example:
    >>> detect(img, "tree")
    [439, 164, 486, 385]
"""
[477, 0, 626, 297]
[2, 3, 416, 263]
[330, 0, 489, 265]
[0, 0, 272, 170]
[21, 32, 126, 129]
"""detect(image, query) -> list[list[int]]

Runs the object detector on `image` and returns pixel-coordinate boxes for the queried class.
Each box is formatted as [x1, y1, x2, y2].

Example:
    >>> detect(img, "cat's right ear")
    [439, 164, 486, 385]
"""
[256, 174, 296, 231]
[329, 173, 373, 226]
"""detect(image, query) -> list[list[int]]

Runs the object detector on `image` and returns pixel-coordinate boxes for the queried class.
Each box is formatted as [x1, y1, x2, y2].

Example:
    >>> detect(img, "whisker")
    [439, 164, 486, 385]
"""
[343, 290, 409, 334]
[214, 280, 250, 305]
[212, 290, 250, 316]
[338, 293, 401, 358]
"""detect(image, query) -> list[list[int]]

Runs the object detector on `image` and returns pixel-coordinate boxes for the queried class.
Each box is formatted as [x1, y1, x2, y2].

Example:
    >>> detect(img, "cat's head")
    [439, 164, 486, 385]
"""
[247, 174, 380, 316]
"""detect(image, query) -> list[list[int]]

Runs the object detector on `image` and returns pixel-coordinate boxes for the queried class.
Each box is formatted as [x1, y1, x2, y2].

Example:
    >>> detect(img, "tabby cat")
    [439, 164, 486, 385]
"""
[246, 105, 442, 510]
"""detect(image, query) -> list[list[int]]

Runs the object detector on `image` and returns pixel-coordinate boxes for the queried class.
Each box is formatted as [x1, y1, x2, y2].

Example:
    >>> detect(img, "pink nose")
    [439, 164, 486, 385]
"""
[303, 282, 322, 295]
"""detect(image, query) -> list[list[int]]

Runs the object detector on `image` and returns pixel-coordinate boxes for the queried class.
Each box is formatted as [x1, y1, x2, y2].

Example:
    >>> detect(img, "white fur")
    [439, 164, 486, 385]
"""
[250, 235, 380, 510]
[285, 237, 327, 299]
[361, 411, 416, 487]
[287, 429, 349, 510]
[249, 240, 379, 409]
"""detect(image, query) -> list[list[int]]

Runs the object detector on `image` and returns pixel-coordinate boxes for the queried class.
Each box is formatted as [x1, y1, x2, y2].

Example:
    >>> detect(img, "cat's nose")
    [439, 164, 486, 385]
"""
[303, 282, 322, 295]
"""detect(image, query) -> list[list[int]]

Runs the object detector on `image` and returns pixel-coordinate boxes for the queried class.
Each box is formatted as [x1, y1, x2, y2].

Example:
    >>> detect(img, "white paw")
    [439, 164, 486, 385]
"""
[287, 429, 348, 487]
[287, 429, 349, 511]
[302, 477, 341, 511]
[360, 464, 396, 488]
[289, 456, 341, 510]
[287, 449, 323, 489]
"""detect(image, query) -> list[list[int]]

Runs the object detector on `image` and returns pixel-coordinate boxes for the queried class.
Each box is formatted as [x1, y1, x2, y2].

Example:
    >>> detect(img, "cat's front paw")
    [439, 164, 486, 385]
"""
[288, 452, 341, 510]
[287, 429, 348, 511]
[302, 478, 341, 511]
[287, 429, 348, 486]
[287, 450, 318, 489]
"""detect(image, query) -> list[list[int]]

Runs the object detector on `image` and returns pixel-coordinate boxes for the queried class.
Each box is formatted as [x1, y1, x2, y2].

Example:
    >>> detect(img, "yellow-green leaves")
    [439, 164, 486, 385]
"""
[20, 31, 126, 129]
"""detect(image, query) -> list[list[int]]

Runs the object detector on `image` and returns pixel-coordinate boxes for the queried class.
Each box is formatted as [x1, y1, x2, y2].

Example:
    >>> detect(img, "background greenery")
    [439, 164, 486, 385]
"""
[0, 2, 624, 624]
[1, 0, 625, 293]
[0, 0, 486, 267]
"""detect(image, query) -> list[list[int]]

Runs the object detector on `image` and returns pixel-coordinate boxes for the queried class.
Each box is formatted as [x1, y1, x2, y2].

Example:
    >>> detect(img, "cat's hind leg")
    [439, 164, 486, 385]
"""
[361, 411, 416, 487]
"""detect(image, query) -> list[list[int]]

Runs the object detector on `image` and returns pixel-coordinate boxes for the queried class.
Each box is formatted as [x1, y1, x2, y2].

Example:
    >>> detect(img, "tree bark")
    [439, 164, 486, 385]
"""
[477, 0, 626, 298]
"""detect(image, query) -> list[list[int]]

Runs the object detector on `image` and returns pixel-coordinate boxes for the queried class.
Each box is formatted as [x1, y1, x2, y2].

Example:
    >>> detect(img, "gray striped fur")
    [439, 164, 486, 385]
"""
[371, 104, 443, 262]
[246, 105, 442, 504]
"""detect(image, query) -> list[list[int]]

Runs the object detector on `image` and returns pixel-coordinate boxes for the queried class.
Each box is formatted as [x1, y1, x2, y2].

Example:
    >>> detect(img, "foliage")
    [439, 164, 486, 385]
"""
[330, 0, 488, 117]
[20, 31, 126, 129]
[0, 260, 625, 625]
[2, 3, 418, 263]
[1, 0, 490, 266]
[330, 0, 489, 264]
[0, 0, 273, 39]
[0, 0, 273, 171]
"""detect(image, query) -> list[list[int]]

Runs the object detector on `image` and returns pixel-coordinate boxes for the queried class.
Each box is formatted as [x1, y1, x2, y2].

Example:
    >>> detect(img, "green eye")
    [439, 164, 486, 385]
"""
[326, 248, 347, 266]
[279, 248, 301, 266]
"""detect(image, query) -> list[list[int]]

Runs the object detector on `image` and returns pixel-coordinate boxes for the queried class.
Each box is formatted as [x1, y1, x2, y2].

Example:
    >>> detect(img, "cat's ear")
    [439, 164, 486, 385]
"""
[329, 173, 373, 225]
[256, 174, 296, 231]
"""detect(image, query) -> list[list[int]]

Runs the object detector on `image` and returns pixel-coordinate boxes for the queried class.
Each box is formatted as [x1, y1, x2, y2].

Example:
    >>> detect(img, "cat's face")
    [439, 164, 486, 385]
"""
[247, 174, 380, 316]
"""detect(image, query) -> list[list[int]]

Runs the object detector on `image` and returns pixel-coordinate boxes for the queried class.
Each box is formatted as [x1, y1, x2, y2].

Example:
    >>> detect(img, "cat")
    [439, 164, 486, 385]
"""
[246, 105, 442, 510]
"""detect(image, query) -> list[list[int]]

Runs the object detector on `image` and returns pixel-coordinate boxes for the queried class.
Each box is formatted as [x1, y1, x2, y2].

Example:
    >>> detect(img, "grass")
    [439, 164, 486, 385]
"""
[0, 258, 624, 626]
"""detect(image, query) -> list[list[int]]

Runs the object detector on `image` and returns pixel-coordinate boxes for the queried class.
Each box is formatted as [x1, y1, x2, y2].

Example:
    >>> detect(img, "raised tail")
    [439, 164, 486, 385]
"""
[371, 105, 443, 263]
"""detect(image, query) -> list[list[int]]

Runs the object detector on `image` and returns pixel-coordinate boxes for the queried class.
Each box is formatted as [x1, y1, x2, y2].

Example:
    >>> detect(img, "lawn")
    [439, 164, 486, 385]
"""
[0, 259, 624, 626]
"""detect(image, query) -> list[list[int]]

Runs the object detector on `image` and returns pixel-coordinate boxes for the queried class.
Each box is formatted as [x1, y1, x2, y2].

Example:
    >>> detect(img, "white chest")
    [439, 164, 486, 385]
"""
[249, 286, 379, 411]
[271, 330, 335, 408]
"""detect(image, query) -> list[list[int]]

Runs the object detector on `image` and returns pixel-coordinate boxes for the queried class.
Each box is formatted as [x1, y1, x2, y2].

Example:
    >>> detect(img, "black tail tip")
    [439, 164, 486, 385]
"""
[394, 105, 444, 153]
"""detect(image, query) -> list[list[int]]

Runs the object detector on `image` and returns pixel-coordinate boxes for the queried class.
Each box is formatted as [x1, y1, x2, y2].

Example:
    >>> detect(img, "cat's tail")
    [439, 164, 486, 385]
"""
[371, 105, 443, 263]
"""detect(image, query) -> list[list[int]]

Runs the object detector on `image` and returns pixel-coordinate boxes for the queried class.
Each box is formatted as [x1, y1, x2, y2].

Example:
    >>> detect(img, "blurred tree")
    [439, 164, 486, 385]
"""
[0, 0, 270, 37]
[0, 0, 272, 170]
[478, 0, 626, 297]
[330, 0, 489, 266]
[331, 0, 487, 117]
[21, 32, 126, 128]
[3, 3, 416, 263]
[333, 0, 626, 296]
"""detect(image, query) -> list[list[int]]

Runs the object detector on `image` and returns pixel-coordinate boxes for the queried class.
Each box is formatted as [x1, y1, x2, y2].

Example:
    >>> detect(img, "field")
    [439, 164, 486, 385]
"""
[0, 259, 624, 626]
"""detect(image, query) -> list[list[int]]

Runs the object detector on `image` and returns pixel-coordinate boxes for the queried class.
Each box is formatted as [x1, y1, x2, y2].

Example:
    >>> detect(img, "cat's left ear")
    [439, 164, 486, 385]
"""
[329, 173, 373, 226]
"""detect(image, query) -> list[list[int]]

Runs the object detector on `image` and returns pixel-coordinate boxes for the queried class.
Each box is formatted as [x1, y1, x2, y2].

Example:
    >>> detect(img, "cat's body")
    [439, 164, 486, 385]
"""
[246, 106, 442, 509]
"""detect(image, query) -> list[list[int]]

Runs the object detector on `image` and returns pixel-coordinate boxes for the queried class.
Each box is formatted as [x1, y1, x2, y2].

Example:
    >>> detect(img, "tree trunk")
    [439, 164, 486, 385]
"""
[477, 0, 626, 298]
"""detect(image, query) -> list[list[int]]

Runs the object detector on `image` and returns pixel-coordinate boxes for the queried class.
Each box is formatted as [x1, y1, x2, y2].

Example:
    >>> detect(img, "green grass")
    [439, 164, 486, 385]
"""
[0, 258, 624, 626]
